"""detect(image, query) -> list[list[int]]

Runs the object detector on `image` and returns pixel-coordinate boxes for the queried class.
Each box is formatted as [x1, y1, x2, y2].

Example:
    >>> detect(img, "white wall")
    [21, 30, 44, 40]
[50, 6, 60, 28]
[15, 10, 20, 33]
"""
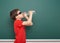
[0, 39, 60, 43]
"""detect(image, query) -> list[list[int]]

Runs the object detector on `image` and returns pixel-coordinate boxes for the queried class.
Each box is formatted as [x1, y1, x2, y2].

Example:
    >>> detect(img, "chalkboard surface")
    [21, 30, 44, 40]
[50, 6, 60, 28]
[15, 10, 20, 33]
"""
[0, 0, 60, 39]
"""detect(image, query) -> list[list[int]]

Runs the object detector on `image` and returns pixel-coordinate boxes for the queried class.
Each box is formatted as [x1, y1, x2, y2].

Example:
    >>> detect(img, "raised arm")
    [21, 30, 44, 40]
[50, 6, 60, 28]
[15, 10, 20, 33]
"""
[22, 10, 34, 26]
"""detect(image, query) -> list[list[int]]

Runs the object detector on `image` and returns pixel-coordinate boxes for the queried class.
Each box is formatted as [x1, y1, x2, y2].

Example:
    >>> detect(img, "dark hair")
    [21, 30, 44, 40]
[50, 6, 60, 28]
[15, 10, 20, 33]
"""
[10, 9, 19, 20]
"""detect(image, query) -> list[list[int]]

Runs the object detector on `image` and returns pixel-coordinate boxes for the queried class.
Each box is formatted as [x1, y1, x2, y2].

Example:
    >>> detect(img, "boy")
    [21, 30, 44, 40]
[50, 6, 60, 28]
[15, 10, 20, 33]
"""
[10, 9, 34, 43]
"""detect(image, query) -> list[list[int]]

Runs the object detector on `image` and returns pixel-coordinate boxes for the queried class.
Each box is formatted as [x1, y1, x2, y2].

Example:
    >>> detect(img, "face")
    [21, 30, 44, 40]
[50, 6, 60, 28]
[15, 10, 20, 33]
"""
[16, 11, 24, 19]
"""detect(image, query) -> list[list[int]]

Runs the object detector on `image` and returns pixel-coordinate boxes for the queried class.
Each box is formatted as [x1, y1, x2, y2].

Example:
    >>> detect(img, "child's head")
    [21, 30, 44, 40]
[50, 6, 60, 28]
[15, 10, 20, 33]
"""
[10, 9, 24, 20]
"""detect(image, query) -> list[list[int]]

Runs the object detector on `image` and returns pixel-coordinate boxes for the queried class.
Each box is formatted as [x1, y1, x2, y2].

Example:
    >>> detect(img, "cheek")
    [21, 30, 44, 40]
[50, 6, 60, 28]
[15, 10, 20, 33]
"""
[18, 15, 21, 18]
[19, 15, 24, 18]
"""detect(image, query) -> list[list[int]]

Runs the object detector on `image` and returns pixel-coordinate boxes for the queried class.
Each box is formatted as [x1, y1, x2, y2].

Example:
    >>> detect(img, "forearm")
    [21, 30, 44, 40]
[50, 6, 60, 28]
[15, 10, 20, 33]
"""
[28, 14, 33, 22]
[24, 12, 33, 21]
[22, 11, 33, 26]
[24, 15, 29, 20]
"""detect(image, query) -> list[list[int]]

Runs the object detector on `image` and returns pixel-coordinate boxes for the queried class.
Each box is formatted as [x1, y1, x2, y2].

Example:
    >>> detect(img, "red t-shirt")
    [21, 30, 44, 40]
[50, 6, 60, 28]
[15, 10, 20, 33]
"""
[14, 20, 26, 43]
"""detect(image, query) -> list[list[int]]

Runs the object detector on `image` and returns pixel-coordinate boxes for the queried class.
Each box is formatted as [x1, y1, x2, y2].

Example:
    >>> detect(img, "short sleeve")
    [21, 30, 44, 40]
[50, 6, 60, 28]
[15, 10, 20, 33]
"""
[17, 20, 23, 27]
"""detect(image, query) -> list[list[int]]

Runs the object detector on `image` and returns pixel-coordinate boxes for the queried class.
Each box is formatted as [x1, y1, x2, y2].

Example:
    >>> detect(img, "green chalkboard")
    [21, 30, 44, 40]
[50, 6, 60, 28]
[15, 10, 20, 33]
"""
[0, 0, 60, 39]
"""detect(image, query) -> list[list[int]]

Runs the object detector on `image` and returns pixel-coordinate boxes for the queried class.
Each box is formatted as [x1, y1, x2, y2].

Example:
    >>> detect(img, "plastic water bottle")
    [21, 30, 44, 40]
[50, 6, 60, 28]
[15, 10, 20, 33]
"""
[27, 10, 36, 15]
